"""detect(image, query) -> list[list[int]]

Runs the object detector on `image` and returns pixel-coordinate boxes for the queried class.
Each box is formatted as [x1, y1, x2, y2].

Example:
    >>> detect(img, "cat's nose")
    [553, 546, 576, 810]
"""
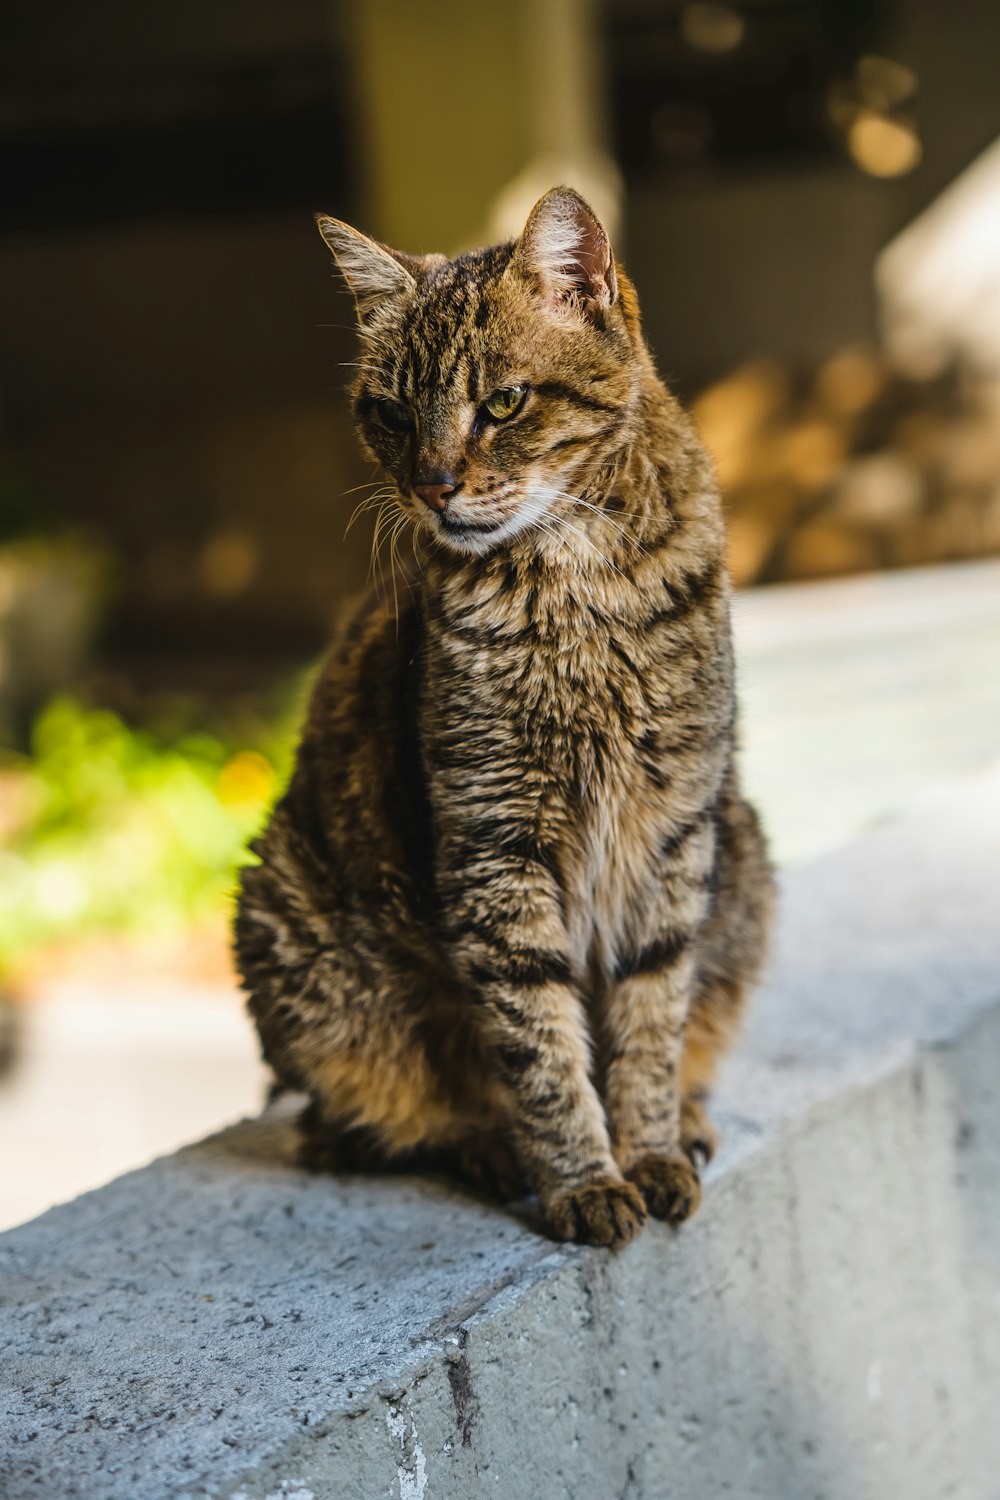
[412, 472, 459, 513]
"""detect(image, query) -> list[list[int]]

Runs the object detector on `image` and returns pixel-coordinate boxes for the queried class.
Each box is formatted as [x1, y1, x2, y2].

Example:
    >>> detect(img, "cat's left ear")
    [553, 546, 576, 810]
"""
[510, 186, 618, 319]
[316, 214, 420, 323]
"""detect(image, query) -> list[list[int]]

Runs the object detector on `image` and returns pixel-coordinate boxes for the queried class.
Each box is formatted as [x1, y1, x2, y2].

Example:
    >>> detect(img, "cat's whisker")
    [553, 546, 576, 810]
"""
[532, 507, 592, 571]
[534, 518, 578, 568]
[567, 505, 639, 553]
[388, 514, 408, 630]
[342, 474, 385, 497]
[368, 501, 397, 589]
[572, 528, 633, 586]
[543, 511, 630, 581]
[375, 503, 398, 565]
[365, 505, 386, 583]
[378, 508, 410, 591]
[344, 488, 395, 524]
[569, 495, 647, 531]
[313, 322, 370, 334]
[350, 485, 397, 507]
[356, 322, 393, 346]
[547, 488, 646, 543]
[345, 505, 381, 539]
[344, 489, 398, 539]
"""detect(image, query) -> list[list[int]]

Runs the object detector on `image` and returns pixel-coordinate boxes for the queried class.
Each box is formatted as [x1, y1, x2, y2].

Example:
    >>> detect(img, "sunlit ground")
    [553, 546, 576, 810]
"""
[736, 558, 1000, 863]
[1, 556, 997, 1232]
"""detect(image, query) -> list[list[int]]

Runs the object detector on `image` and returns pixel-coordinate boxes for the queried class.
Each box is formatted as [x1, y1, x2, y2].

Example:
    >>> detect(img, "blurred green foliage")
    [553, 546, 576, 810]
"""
[0, 690, 304, 975]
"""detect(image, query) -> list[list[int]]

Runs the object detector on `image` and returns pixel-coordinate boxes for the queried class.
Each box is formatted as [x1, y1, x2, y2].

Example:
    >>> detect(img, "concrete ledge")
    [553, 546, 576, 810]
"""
[2, 768, 999, 1500]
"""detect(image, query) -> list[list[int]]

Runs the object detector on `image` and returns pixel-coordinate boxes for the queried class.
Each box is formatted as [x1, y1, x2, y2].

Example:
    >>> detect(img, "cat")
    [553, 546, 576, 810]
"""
[234, 186, 774, 1248]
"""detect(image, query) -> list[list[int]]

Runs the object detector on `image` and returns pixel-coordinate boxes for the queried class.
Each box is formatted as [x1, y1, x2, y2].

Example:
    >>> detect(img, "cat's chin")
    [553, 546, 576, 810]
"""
[429, 489, 556, 557]
[429, 509, 536, 556]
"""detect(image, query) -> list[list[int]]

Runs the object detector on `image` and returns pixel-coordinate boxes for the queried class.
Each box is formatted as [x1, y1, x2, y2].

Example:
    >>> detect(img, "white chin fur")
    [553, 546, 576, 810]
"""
[430, 488, 555, 556]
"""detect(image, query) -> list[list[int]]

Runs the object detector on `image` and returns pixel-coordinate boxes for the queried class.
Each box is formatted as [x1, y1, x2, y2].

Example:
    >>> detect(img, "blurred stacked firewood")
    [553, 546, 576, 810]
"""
[693, 349, 1000, 586]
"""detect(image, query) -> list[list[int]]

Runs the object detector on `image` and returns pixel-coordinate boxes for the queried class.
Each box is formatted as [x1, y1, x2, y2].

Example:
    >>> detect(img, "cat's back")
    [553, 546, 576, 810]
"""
[245, 583, 429, 912]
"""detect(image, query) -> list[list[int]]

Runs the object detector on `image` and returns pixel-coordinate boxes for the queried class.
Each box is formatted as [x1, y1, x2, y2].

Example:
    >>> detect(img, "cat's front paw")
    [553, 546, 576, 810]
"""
[545, 1177, 648, 1248]
[627, 1152, 702, 1226]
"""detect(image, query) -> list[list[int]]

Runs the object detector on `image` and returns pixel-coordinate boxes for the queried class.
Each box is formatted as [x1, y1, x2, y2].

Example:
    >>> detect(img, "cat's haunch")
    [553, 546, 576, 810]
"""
[234, 187, 774, 1248]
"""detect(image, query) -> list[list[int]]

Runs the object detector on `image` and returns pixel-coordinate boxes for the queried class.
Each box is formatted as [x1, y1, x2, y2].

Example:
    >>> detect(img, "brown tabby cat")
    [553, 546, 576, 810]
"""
[234, 187, 774, 1248]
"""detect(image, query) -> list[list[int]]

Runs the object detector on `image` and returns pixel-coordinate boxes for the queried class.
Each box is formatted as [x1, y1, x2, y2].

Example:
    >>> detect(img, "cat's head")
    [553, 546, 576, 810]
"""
[318, 188, 647, 556]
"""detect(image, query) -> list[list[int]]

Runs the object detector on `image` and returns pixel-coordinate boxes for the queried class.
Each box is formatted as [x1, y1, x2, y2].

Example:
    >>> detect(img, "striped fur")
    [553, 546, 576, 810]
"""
[235, 188, 774, 1248]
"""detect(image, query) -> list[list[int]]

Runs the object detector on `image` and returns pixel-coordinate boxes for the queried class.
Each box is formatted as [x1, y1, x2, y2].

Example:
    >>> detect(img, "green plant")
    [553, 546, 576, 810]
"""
[0, 690, 302, 974]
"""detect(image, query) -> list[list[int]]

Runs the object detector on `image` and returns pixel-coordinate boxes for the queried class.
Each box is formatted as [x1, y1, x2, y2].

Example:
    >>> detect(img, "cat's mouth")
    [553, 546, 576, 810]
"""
[437, 513, 506, 538]
[428, 486, 555, 553]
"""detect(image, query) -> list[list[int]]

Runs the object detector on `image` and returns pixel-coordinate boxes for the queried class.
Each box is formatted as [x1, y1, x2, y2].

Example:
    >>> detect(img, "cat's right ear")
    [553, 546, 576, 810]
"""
[510, 187, 618, 322]
[316, 215, 418, 323]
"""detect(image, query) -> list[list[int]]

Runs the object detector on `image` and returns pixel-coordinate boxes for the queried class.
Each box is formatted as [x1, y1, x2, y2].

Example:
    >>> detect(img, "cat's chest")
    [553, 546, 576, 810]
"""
[427, 604, 711, 972]
[470, 604, 680, 817]
[519, 622, 709, 967]
[564, 744, 663, 966]
[524, 635, 667, 955]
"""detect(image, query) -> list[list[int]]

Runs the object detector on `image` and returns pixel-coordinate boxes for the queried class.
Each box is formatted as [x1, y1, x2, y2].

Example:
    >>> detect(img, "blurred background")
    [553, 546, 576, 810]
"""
[2, 0, 999, 1229]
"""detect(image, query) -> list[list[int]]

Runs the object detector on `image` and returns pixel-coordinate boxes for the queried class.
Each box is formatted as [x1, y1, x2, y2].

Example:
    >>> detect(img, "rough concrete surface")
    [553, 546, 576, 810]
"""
[1, 766, 999, 1500]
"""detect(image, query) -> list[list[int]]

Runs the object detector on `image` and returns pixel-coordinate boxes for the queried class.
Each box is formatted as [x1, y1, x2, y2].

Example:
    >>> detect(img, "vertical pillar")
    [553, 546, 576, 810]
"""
[341, 0, 620, 254]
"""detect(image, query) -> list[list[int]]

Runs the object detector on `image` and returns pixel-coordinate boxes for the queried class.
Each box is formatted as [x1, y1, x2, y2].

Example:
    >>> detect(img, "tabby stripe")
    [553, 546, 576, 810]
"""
[468, 948, 573, 988]
[437, 329, 472, 392]
[499, 560, 519, 595]
[615, 930, 688, 981]
[495, 1039, 542, 1079]
[544, 433, 592, 454]
[457, 914, 567, 960]
[587, 728, 609, 780]
[606, 679, 628, 721]
[528, 1102, 601, 1141]
[638, 732, 725, 785]
[525, 1083, 567, 1116]
[640, 519, 681, 554]
[543, 415, 624, 456]
[394, 306, 421, 397]
[444, 853, 563, 898]
[608, 638, 641, 678]
[448, 621, 537, 647]
[639, 559, 723, 634]
[655, 714, 734, 758]
[446, 819, 562, 878]
[659, 804, 713, 862]
[479, 990, 527, 1026]
[533, 380, 618, 415]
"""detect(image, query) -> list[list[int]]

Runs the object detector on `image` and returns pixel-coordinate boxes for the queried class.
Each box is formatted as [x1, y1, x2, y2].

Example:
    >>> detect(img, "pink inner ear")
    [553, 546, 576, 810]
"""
[527, 194, 618, 311]
[575, 213, 616, 303]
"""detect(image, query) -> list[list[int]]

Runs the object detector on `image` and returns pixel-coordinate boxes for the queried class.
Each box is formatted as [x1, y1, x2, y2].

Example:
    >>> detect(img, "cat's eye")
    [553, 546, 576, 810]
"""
[482, 385, 528, 422]
[375, 398, 412, 433]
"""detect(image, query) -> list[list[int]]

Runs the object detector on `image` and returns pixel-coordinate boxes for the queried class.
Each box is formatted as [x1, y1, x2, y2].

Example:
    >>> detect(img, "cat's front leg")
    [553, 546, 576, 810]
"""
[440, 852, 646, 1248]
[604, 956, 704, 1226]
[603, 826, 717, 1227]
